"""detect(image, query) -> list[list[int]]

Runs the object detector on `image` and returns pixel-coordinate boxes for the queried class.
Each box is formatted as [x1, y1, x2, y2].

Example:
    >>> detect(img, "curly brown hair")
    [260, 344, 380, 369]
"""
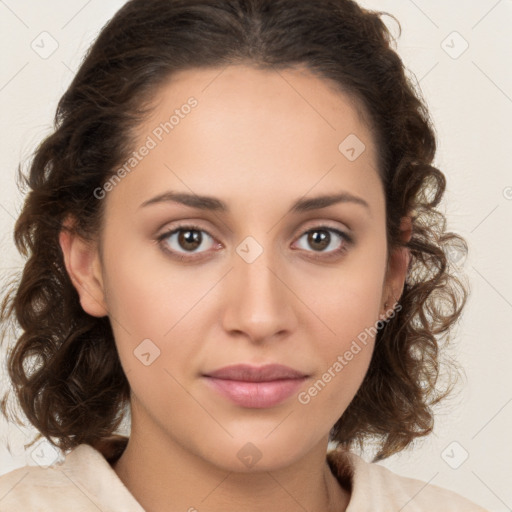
[0, 0, 468, 463]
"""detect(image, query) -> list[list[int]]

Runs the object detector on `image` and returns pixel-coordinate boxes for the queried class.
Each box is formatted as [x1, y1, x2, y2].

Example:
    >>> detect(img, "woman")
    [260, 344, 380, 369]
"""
[0, 0, 487, 510]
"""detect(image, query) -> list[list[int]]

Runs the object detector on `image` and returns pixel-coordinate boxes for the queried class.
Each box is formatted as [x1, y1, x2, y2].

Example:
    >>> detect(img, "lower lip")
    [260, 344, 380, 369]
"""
[203, 377, 308, 408]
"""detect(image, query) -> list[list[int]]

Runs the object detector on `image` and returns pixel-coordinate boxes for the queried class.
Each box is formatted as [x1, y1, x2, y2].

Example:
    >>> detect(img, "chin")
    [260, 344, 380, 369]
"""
[192, 430, 319, 474]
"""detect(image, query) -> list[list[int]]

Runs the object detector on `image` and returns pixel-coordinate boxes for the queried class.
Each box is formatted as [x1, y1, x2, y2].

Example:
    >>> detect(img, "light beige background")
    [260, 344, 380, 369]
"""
[0, 1, 511, 510]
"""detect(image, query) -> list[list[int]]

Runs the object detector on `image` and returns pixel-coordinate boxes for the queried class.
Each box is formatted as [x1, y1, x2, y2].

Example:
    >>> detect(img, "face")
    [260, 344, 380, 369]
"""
[63, 64, 407, 472]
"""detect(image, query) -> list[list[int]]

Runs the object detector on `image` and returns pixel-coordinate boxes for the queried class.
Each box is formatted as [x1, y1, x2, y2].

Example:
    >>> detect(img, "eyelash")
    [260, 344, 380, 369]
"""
[156, 223, 353, 262]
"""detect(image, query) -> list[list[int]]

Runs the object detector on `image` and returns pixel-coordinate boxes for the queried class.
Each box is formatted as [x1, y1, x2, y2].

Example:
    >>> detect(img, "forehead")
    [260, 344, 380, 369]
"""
[108, 64, 383, 219]
[141, 64, 375, 147]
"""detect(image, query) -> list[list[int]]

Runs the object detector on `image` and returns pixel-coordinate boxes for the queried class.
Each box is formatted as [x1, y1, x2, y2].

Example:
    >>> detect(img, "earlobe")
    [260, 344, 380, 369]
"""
[58, 218, 108, 318]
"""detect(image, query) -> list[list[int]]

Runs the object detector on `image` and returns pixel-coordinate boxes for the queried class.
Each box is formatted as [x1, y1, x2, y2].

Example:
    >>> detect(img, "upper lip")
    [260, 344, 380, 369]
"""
[203, 364, 308, 382]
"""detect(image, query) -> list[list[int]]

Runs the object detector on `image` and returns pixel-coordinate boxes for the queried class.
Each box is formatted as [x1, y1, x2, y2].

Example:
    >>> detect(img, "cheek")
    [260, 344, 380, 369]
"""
[294, 245, 386, 407]
[102, 233, 209, 334]
[100, 242, 239, 416]
[289, 308, 378, 451]
[301, 246, 387, 350]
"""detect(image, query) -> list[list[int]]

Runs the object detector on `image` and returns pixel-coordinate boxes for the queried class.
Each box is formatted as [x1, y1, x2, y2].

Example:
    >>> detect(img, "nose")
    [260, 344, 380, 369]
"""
[221, 242, 298, 344]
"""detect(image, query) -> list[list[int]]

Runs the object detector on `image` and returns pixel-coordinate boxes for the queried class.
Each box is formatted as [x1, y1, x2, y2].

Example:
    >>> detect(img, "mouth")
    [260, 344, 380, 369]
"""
[202, 364, 310, 408]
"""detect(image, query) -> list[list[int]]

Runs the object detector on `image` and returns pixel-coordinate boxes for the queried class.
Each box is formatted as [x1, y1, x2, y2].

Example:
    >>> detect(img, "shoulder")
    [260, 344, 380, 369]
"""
[0, 440, 143, 512]
[0, 463, 73, 512]
[327, 447, 489, 512]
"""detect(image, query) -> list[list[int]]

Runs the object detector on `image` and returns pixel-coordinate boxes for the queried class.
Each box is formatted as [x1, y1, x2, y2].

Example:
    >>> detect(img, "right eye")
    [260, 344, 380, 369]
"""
[156, 224, 221, 261]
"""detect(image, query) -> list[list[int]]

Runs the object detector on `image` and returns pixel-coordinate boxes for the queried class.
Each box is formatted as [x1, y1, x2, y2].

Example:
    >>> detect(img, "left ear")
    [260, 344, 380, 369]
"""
[380, 216, 412, 318]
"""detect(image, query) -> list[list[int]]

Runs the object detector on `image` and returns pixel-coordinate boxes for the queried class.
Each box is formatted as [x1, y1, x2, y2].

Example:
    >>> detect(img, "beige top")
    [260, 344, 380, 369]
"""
[0, 436, 488, 511]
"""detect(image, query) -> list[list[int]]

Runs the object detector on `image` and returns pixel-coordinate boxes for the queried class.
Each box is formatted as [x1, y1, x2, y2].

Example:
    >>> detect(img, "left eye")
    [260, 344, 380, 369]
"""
[294, 226, 351, 258]
[157, 224, 352, 261]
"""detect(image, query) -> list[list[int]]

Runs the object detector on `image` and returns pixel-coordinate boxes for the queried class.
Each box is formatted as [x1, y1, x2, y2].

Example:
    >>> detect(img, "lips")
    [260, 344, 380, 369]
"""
[202, 364, 309, 408]
[205, 364, 308, 382]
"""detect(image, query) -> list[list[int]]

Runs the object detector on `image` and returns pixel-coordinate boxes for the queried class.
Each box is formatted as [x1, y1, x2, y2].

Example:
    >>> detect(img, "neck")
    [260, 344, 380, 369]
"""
[112, 422, 350, 512]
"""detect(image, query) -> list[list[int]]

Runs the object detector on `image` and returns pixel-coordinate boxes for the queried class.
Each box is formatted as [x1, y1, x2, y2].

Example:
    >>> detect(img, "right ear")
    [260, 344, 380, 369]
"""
[58, 216, 108, 318]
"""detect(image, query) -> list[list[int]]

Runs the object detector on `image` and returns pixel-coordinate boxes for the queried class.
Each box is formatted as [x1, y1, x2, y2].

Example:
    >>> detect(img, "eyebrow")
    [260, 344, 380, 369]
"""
[139, 190, 370, 214]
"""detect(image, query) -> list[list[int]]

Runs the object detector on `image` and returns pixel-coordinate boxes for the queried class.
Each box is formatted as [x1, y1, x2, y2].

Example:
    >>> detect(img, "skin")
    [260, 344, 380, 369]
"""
[59, 64, 411, 512]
